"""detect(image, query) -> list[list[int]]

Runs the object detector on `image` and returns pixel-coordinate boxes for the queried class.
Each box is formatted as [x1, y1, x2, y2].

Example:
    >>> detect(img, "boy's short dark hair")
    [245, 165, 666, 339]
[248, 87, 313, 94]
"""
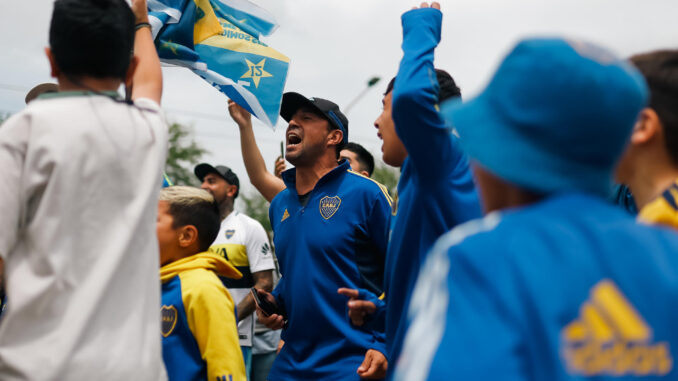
[49, 0, 135, 80]
[385, 69, 462, 102]
[630, 50, 678, 165]
[344, 142, 375, 176]
[160, 187, 221, 252]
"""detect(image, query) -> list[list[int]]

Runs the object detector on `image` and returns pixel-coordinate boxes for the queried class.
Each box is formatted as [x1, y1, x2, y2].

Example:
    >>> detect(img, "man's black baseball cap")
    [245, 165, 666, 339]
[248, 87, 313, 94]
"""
[194, 163, 240, 198]
[280, 92, 349, 143]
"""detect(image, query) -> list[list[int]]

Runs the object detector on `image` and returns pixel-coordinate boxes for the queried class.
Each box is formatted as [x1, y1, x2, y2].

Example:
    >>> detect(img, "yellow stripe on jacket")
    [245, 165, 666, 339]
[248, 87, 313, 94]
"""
[161, 252, 246, 381]
[638, 181, 678, 231]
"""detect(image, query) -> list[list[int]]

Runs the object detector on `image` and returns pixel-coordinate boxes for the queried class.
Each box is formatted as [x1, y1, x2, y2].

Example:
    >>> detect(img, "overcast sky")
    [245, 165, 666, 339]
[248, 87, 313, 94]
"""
[1, 0, 676, 197]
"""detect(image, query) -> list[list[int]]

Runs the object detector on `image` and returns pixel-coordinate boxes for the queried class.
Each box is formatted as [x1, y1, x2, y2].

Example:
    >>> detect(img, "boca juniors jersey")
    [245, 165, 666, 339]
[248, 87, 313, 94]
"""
[209, 211, 275, 347]
[268, 160, 392, 381]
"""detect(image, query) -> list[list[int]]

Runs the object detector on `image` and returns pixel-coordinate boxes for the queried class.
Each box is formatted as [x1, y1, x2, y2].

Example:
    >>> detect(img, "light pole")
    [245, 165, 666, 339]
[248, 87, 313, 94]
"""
[344, 76, 381, 114]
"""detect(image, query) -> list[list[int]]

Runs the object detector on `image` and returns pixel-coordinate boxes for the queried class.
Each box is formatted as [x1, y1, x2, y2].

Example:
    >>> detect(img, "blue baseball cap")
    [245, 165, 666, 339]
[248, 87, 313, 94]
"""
[442, 37, 648, 196]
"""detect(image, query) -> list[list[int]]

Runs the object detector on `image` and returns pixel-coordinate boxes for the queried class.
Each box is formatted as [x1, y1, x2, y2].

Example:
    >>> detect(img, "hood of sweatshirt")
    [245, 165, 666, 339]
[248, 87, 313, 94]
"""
[160, 252, 243, 283]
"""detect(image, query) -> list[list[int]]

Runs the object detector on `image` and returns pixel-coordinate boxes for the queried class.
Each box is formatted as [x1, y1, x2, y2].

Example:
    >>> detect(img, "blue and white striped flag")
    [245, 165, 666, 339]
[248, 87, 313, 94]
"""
[148, 0, 289, 127]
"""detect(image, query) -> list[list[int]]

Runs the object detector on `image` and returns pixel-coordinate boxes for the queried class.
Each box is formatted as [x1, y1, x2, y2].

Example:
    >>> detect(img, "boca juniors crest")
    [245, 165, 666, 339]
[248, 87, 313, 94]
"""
[319, 196, 341, 220]
[161, 305, 178, 337]
[225, 229, 236, 239]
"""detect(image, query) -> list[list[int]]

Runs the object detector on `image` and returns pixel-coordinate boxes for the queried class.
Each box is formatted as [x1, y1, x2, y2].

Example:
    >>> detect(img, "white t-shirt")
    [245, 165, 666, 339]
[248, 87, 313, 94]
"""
[209, 211, 275, 347]
[0, 93, 168, 380]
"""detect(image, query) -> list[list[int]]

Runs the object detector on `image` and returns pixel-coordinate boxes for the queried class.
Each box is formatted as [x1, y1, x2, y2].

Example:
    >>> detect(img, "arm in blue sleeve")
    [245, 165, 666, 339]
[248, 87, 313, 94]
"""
[357, 288, 387, 353]
[392, 8, 465, 183]
[366, 186, 392, 262]
[360, 288, 386, 332]
[362, 191, 390, 349]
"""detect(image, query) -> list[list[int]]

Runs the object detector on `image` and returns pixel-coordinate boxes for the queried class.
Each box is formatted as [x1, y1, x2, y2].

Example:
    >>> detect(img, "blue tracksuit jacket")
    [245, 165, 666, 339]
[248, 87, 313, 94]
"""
[383, 7, 482, 370]
[268, 160, 392, 381]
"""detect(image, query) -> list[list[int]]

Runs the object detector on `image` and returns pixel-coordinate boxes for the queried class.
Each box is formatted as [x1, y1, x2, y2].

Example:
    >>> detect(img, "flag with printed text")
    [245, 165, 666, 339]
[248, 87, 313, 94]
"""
[147, 0, 289, 127]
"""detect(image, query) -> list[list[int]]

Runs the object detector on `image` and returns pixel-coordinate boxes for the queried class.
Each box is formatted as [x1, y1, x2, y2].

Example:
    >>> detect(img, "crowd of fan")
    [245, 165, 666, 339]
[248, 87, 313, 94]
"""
[1, 0, 677, 380]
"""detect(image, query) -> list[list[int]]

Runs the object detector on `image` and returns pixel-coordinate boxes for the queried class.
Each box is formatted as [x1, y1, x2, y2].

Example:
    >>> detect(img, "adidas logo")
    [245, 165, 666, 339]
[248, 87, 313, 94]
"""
[281, 209, 290, 222]
[561, 280, 672, 376]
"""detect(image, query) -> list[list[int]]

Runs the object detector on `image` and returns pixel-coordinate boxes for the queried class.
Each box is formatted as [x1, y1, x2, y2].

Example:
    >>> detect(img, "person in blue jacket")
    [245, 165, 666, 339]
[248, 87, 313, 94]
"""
[395, 37, 678, 381]
[157, 186, 247, 381]
[255, 93, 392, 380]
[339, 1, 481, 372]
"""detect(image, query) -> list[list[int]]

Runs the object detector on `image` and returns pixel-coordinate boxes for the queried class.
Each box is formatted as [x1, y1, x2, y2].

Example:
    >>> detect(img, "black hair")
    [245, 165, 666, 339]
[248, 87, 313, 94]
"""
[385, 69, 462, 102]
[343, 142, 375, 176]
[49, 0, 135, 80]
[630, 50, 678, 166]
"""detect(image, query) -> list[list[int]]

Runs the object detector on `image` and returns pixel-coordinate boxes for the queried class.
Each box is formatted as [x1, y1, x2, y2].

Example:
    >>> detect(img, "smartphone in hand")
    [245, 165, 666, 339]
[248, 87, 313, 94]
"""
[251, 287, 279, 317]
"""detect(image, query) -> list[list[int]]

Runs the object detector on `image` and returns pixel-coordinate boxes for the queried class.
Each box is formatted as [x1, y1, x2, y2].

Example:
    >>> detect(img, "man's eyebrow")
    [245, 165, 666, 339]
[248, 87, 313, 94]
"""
[299, 107, 317, 114]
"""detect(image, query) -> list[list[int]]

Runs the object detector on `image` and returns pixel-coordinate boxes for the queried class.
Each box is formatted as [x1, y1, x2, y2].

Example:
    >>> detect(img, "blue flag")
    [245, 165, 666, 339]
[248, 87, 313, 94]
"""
[162, 173, 174, 187]
[148, 0, 289, 127]
[211, 0, 278, 38]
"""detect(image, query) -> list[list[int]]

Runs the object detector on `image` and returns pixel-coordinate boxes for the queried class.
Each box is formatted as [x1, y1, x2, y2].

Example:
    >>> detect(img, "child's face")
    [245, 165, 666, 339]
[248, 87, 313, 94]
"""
[156, 201, 178, 266]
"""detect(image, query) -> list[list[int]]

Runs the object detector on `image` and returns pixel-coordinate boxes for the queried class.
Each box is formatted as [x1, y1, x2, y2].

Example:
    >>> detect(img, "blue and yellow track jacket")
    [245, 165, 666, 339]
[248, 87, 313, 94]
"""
[160, 252, 247, 381]
[268, 160, 392, 381]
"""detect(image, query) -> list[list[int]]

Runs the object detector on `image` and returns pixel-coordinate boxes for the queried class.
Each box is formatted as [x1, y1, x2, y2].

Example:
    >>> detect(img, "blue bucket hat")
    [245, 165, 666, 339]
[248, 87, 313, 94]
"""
[442, 38, 648, 196]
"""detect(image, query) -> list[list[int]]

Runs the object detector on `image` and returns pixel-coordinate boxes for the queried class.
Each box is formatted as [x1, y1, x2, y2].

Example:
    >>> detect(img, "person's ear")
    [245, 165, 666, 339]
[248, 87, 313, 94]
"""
[177, 225, 199, 248]
[360, 170, 370, 177]
[45, 47, 60, 79]
[327, 129, 344, 148]
[124, 56, 139, 89]
[630, 108, 661, 145]
[226, 185, 238, 198]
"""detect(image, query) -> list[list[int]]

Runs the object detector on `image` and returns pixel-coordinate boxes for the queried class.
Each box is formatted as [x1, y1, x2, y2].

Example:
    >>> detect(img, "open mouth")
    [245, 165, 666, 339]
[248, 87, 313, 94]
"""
[287, 132, 302, 146]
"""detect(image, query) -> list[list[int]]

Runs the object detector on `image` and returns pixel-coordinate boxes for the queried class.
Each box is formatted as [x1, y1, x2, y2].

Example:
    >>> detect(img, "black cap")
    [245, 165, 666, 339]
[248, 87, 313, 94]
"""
[194, 163, 240, 198]
[280, 92, 349, 143]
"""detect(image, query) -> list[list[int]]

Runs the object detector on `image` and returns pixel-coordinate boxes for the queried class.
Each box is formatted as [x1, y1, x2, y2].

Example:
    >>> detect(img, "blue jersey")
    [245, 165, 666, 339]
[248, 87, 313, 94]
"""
[384, 7, 481, 367]
[396, 193, 678, 381]
[268, 160, 392, 381]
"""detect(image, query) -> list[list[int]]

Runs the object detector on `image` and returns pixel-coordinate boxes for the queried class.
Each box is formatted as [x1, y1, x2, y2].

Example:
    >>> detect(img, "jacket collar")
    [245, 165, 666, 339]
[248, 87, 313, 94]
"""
[281, 159, 350, 196]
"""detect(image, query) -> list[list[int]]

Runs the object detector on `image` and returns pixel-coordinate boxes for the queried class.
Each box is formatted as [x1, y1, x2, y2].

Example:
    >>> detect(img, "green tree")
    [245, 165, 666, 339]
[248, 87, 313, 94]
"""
[165, 122, 208, 186]
[372, 162, 400, 197]
[0, 112, 9, 126]
[240, 191, 273, 239]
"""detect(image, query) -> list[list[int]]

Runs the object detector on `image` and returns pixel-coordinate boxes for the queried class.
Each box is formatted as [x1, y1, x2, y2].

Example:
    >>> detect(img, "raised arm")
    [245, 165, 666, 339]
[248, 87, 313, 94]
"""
[392, 3, 465, 182]
[228, 100, 285, 202]
[129, 0, 163, 104]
